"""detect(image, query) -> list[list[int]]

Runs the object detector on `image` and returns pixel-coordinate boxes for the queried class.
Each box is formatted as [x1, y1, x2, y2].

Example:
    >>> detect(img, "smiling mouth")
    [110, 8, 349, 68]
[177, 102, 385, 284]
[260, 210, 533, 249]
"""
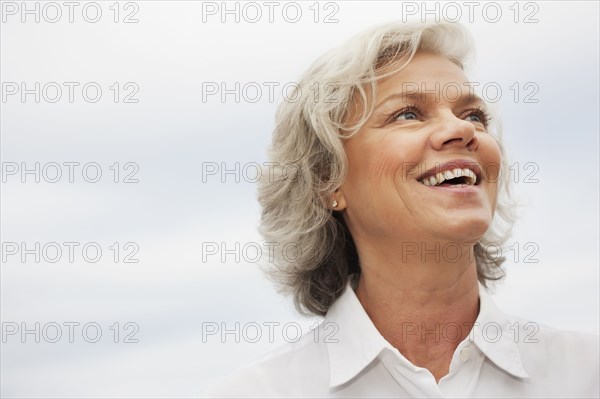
[418, 167, 479, 187]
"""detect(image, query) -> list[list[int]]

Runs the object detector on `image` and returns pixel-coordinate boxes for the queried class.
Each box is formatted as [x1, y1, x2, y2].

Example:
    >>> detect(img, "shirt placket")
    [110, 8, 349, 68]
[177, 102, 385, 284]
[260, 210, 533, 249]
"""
[379, 348, 445, 398]
[437, 342, 486, 398]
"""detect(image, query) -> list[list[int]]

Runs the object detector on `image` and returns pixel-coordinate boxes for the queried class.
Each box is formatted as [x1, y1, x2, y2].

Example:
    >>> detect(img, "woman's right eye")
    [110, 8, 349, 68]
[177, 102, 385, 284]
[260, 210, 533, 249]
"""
[391, 105, 421, 122]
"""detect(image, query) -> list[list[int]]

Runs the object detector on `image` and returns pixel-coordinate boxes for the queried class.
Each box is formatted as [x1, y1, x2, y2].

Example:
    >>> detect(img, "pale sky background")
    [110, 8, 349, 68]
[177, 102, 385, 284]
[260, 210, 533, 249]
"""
[1, 1, 599, 397]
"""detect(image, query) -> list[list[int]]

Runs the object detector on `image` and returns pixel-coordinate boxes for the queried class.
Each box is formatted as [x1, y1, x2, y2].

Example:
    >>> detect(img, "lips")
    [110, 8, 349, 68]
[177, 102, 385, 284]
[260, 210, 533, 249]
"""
[416, 159, 482, 187]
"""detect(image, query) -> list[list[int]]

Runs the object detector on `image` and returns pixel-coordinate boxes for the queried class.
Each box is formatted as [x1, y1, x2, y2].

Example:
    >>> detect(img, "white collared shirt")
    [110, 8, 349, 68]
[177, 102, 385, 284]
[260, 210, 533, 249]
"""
[204, 282, 599, 398]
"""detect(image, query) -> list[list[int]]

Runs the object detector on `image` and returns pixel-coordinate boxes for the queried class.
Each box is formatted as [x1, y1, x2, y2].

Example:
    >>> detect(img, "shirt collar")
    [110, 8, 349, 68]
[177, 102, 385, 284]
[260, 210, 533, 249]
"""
[471, 282, 530, 379]
[324, 280, 391, 388]
[324, 280, 530, 388]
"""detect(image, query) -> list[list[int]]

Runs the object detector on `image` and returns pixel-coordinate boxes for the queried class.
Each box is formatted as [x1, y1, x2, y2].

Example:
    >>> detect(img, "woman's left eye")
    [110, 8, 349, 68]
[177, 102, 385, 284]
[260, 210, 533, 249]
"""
[463, 108, 491, 127]
[465, 114, 481, 122]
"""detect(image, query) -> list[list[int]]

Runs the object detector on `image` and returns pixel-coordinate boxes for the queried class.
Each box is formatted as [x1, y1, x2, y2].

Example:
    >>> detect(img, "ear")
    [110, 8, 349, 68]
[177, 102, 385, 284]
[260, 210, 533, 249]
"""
[330, 188, 348, 211]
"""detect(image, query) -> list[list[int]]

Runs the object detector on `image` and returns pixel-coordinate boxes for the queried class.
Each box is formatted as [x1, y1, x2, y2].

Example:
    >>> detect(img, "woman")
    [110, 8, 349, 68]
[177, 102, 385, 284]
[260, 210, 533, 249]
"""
[205, 21, 599, 397]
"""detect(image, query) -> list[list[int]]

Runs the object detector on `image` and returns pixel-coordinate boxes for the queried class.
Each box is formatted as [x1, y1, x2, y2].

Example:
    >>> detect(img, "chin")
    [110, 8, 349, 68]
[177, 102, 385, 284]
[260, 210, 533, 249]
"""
[435, 212, 493, 243]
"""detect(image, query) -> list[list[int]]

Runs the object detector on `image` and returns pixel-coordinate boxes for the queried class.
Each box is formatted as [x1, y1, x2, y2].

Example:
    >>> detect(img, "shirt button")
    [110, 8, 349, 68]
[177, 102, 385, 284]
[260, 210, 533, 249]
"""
[459, 347, 470, 362]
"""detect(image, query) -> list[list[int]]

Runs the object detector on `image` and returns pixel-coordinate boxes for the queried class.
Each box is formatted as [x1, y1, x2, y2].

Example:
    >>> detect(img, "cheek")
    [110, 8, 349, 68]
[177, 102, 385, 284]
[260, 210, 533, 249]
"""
[371, 134, 425, 182]
[344, 138, 374, 188]
[479, 135, 502, 179]
[345, 134, 410, 185]
[479, 135, 503, 206]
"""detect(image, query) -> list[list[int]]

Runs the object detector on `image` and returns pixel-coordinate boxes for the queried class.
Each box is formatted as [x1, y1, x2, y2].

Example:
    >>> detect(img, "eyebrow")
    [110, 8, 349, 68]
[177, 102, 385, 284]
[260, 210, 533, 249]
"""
[374, 90, 487, 112]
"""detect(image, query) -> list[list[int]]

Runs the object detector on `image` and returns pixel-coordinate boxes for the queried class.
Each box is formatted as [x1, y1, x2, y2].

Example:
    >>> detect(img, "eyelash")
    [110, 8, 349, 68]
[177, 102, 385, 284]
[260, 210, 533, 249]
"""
[389, 104, 492, 128]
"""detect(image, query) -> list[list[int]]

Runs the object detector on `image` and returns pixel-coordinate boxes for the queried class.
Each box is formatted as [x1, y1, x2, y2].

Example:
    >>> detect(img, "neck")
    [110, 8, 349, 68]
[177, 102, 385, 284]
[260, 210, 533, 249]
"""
[354, 238, 480, 383]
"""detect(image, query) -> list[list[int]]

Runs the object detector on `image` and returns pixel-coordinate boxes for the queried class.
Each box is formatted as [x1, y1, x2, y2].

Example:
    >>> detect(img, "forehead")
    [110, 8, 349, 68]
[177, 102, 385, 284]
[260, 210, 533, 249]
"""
[343, 52, 475, 126]
[376, 51, 469, 99]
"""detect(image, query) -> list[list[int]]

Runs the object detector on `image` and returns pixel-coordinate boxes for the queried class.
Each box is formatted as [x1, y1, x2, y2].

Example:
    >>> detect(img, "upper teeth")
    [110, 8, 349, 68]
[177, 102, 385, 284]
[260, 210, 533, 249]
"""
[420, 168, 477, 186]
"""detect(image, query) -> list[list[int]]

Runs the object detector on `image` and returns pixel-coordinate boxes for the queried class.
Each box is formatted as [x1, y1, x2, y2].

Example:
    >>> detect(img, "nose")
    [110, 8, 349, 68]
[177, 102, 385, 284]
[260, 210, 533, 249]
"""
[429, 111, 479, 151]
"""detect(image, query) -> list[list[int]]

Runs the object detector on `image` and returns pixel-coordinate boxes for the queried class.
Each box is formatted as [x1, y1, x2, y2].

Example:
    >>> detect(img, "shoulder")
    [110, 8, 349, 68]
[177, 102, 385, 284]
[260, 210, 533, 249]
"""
[201, 326, 331, 398]
[513, 317, 599, 359]
[512, 316, 599, 393]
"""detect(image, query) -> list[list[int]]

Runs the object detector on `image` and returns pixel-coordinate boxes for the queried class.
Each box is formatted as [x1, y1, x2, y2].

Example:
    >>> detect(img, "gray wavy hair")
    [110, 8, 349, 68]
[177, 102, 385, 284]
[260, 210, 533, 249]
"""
[257, 21, 515, 316]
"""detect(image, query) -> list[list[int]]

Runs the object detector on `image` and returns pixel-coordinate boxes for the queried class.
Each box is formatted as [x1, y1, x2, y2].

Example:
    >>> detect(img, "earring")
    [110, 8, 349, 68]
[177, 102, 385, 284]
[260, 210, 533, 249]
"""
[332, 199, 338, 208]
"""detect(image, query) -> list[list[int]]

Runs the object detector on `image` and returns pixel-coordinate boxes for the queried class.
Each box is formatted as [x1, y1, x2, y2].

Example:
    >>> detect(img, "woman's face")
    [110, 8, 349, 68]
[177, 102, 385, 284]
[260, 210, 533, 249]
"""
[338, 51, 502, 245]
